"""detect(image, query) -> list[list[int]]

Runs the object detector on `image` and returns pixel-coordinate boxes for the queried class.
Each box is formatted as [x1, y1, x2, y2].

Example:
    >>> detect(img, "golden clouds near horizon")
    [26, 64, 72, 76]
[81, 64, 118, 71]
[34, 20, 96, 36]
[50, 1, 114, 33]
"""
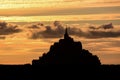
[0, 0, 120, 65]
[0, 14, 120, 22]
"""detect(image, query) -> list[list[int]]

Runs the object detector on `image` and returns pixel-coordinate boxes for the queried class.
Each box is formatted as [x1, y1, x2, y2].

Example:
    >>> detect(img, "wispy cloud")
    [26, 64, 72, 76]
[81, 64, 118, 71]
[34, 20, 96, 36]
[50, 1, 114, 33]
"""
[0, 21, 22, 36]
[28, 21, 120, 39]
[0, 0, 120, 9]
[0, 14, 120, 23]
[0, 21, 120, 39]
[0, 6, 120, 16]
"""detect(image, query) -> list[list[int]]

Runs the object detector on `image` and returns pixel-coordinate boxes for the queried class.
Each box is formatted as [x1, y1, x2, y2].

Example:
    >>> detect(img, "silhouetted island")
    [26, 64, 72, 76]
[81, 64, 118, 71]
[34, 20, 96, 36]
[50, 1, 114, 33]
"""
[32, 28, 101, 65]
[0, 29, 120, 80]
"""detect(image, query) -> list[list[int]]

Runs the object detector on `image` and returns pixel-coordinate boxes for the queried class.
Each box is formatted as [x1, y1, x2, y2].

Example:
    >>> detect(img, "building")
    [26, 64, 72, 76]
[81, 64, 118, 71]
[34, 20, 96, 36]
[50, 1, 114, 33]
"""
[32, 28, 101, 65]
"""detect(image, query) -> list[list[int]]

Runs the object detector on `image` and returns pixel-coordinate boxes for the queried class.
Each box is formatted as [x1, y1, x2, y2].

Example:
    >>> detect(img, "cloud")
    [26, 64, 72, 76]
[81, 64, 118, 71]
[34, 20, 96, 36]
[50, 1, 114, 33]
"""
[89, 23, 114, 29]
[27, 22, 44, 29]
[86, 23, 120, 38]
[0, 36, 5, 39]
[1, 6, 120, 16]
[0, 21, 22, 36]
[87, 30, 120, 38]
[29, 21, 84, 39]
[0, 21, 119, 39]
[29, 21, 120, 39]
[29, 21, 64, 39]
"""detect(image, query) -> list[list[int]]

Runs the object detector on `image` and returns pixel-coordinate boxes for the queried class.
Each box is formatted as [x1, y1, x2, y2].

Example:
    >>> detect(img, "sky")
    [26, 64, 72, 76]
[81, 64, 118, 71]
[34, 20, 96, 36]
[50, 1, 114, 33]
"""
[0, 0, 120, 64]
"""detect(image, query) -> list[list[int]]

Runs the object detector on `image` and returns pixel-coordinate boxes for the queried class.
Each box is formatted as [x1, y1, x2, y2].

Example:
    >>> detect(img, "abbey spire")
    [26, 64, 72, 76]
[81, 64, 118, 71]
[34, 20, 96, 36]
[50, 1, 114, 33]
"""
[64, 28, 69, 39]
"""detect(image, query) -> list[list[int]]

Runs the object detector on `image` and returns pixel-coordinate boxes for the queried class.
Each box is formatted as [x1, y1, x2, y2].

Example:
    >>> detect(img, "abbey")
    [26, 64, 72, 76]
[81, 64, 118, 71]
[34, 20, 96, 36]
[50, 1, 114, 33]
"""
[32, 28, 101, 65]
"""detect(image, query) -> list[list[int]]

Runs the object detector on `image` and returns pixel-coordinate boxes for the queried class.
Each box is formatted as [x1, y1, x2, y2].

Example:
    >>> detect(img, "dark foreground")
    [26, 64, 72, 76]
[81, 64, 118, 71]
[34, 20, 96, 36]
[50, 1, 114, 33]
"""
[0, 65, 120, 80]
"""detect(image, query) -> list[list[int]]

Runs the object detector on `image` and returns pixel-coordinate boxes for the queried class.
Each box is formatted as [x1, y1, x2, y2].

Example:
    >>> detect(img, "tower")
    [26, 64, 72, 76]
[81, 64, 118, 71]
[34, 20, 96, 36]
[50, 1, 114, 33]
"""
[64, 28, 69, 39]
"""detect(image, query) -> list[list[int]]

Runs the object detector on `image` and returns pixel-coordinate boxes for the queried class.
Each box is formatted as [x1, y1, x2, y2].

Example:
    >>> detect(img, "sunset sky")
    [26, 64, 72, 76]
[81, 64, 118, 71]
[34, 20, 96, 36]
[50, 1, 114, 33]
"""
[0, 0, 120, 64]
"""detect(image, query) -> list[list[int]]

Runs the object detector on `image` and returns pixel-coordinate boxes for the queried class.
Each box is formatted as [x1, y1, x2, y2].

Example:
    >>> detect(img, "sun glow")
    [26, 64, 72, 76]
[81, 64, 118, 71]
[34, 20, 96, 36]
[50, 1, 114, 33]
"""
[0, 14, 120, 22]
[0, 0, 120, 9]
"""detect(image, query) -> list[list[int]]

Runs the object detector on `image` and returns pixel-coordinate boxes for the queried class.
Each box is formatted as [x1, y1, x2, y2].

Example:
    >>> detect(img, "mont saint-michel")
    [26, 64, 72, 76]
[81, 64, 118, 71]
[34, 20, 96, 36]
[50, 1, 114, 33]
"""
[0, 28, 120, 80]
[32, 28, 101, 65]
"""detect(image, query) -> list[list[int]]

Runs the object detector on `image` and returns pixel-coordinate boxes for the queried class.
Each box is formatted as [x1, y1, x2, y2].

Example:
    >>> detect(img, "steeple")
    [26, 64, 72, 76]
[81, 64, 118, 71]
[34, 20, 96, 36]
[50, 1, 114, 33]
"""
[64, 28, 69, 39]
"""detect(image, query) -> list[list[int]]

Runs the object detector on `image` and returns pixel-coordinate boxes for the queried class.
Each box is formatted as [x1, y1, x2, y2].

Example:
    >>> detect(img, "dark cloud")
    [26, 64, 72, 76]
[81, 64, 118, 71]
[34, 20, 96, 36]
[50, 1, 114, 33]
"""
[86, 30, 120, 38]
[27, 22, 44, 29]
[0, 21, 119, 39]
[0, 36, 5, 39]
[89, 23, 114, 30]
[86, 23, 120, 38]
[30, 21, 120, 39]
[30, 21, 83, 39]
[0, 21, 22, 35]
[30, 21, 65, 39]
[98, 23, 114, 29]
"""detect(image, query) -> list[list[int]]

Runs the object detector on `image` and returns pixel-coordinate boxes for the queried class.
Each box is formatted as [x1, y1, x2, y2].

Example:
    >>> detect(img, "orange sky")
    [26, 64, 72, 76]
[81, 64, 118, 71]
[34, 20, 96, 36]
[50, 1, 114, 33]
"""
[0, 0, 120, 64]
[0, 0, 120, 22]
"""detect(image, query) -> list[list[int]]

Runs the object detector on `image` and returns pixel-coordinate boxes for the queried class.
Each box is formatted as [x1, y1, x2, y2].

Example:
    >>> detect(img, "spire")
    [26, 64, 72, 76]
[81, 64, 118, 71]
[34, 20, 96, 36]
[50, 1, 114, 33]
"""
[65, 28, 68, 36]
[64, 27, 69, 39]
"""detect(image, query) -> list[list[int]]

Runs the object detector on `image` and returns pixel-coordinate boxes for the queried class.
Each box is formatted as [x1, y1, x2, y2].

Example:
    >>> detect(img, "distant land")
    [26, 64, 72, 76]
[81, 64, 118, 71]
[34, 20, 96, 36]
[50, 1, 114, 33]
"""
[0, 28, 120, 79]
